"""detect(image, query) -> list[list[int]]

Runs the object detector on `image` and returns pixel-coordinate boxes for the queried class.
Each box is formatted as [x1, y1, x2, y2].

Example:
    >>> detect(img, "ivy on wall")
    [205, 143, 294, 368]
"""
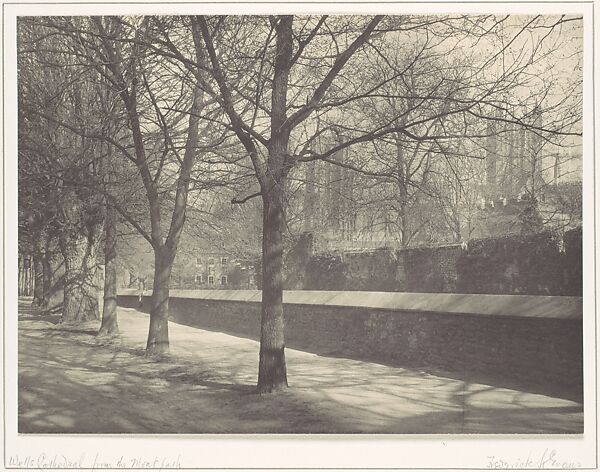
[456, 231, 565, 295]
[284, 227, 582, 296]
[305, 254, 348, 290]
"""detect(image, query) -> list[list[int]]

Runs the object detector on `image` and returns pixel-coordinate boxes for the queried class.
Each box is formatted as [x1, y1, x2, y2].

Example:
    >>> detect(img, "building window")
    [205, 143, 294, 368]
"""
[221, 275, 228, 285]
[221, 257, 228, 265]
[208, 257, 215, 265]
[195, 274, 203, 284]
[196, 257, 202, 265]
[208, 275, 215, 285]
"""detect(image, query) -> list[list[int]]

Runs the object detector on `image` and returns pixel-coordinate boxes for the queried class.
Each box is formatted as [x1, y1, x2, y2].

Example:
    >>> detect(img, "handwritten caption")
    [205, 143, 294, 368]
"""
[8, 453, 182, 470]
[487, 449, 582, 469]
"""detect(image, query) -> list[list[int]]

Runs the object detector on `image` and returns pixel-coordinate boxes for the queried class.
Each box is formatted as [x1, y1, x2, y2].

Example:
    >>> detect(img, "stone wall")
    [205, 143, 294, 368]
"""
[283, 227, 582, 296]
[118, 290, 583, 401]
[564, 226, 583, 296]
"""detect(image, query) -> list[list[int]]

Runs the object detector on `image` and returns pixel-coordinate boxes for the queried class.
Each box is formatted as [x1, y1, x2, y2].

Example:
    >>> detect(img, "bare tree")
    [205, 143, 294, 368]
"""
[19, 20, 106, 321]
[195, 15, 388, 391]
[194, 14, 581, 391]
[19, 15, 239, 352]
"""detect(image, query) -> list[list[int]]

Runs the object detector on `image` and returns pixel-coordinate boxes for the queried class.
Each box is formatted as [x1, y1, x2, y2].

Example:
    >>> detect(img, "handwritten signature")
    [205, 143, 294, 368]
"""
[487, 449, 582, 469]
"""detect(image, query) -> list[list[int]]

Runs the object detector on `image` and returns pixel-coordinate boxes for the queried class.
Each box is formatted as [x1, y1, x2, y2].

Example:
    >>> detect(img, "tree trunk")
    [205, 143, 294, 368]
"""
[146, 249, 172, 356]
[23, 256, 32, 296]
[19, 255, 26, 296]
[143, 41, 203, 354]
[255, 16, 292, 393]
[257, 187, 288, 393]
[32, 253, 44, 306]
[41, 252, 52, 308]
[27, 257, 33, 296]
[98, 203, 119, 336]
[32, 229, 53, 308]
[395, 133, 410, 248]
[60, 232, 100, 323]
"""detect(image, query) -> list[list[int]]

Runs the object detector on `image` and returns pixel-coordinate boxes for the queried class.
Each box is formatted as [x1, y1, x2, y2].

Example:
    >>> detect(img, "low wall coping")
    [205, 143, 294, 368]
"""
[118, 289, 582, 319]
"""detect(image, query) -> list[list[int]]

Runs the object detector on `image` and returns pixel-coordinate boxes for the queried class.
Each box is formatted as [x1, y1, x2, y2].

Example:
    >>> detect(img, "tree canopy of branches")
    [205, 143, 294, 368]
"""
[18, 14, 582, 393]
[193, 14, 581, 391]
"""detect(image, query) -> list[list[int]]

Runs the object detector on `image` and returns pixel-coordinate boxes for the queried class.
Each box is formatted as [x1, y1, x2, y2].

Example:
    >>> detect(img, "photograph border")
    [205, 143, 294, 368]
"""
[2, 1, 597, 469]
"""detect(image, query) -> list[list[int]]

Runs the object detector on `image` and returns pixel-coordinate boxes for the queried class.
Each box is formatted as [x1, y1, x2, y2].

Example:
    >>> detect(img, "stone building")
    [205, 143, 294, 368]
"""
[296, 107, 582, 251]
[171, 250, 256, 290]
[117, 234, 258, 291]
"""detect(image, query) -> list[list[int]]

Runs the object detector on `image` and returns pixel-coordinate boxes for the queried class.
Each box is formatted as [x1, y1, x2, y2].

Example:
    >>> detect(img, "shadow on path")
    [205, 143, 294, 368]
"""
[18, 301, 583, 434]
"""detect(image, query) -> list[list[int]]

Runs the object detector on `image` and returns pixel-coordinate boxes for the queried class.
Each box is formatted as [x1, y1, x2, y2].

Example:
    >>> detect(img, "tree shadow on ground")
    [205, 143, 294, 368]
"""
[289, 369, 583, 433]
[18, 301, 584, 434]
[19, 324, 335, 433]
[18, 297, 62, 323]
[154, 313, 584, 433]
[160, 311, 583, 403]
[280, 353, 584, 433]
